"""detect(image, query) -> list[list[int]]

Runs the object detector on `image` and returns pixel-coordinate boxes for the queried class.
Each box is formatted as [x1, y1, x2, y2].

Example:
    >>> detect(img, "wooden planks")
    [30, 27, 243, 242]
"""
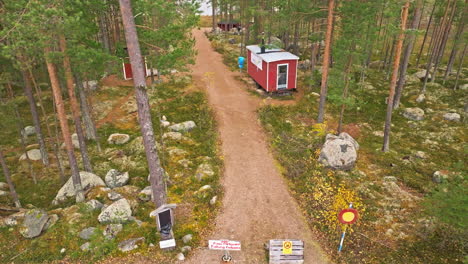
[269, 239, 304, 264]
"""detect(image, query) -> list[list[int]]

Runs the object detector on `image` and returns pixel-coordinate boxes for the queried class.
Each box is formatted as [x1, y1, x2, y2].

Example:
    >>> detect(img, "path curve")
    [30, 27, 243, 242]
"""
[188, 29, 330, 264]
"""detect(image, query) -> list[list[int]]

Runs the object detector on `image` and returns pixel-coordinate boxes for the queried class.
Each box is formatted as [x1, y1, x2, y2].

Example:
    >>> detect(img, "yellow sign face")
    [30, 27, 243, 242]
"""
[282, 241, 293, 254]
[342, 212, 356, 222]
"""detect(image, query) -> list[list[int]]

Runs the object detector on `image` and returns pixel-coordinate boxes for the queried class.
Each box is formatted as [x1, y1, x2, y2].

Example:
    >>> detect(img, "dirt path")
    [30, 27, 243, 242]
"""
[188, 29, 329, 264]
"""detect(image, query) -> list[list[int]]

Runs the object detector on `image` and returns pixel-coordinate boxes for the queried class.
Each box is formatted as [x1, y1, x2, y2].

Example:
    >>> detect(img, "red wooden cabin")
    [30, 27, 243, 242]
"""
[246, 45, 299, 92]
[217, 21, 241, 31]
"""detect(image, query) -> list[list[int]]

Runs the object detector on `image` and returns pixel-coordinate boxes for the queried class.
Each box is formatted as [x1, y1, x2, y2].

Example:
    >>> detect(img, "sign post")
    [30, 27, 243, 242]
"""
[150, 204, 177, 250]
[337, 203, 359, 252]
[208, 239, 241, 262]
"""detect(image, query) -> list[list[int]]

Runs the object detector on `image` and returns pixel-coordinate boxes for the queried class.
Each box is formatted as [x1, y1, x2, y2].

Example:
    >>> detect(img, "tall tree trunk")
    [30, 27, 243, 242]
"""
[119, 0, 166, 208]
[317, 0, 335, 123]
[98, 2, 111, 52]
[59, 36, 93, 173]
[29, 70, 66, 183]
[393, 0, 423, 109]
[212, 0, 216, 32]
[0, 149, 21, 208]
[416, 2, 436, 66]
[75, 74, 101, 152]
[383, 0, 410, 152]
[45, 47, 84, 203]
[453, 43, 467, 90]
[443, 12, 466, 83]
[21, 71, 49, 167]
[432, 1, 456, 81]
[337, 50, 354, 134]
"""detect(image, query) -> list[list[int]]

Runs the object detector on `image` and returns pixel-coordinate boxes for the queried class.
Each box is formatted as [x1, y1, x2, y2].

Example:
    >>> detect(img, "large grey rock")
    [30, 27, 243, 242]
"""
[318, 132, 359, 171]
[443, 112, 460, 122]
[44, 214, 59, 230]
[413, 70, 431, 81]
[103, 224, 123, 239]
[195, 163, 215, 181]
[118, 237, 145, 252]
[83, 80, 98, 91]
[85, 199, 103, 211]
[107, 133, 130, 145]
[269, 36, 284, 48]
[22, 126, 36, 137]
[403, 107, 425, 121]
[138, 186, 152, 202]
[182, 234, 193, 244]
[163, 132, 183, 141]
[80, 242, 91, 251]
[0, 190, 7, 196]
[108, 191, 123, 201]
[105, 169, 129, 188]
[0, 182, 7, 190]
[169, 121, 196, 132]
[98, 198, 132, 223]
[52, 172, 105, 205]
[60, 133, 80, 149]
[20, 209, 49, 238]
[432, 170, 450, 184]
[79, 227, 98, 240]
[19, 149, 42, 161]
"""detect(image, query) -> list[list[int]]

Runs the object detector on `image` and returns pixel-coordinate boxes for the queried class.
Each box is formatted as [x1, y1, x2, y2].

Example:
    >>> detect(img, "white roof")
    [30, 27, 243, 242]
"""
[247, 45, 299, 63]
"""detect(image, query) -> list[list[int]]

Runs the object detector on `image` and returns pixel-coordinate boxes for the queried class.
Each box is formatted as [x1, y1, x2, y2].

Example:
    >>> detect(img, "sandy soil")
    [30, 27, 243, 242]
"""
[187, 29, 330, 264]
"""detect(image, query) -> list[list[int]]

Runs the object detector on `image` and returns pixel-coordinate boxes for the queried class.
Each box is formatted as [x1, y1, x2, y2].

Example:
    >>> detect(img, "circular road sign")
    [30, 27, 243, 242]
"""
[338, 208, 359, 224]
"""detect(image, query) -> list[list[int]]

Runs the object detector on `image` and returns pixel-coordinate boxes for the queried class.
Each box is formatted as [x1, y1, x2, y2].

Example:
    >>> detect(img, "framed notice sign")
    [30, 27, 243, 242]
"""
[208, 240, 241, 251]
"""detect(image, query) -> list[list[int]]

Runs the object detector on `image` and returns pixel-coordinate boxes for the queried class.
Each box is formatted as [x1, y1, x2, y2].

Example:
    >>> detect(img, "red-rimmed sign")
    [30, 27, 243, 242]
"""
[338, 208, 359, 224]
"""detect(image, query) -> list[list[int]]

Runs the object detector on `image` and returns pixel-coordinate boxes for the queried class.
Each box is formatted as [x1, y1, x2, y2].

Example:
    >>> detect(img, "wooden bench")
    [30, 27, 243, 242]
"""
[269, 239, 304, 264]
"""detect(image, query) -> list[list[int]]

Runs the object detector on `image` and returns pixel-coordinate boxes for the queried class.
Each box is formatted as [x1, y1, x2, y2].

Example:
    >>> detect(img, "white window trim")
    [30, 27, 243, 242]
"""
[277, 63, 289, 90]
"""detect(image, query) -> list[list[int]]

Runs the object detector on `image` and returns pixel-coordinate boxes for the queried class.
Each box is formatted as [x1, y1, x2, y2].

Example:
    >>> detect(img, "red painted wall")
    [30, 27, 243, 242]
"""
[268, 60, 297, 90]
[247, 50, 298, 92]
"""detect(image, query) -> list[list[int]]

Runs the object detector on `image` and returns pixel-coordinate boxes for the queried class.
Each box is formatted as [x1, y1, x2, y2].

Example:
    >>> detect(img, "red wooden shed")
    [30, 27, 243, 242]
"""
[246, 45, 299, 92]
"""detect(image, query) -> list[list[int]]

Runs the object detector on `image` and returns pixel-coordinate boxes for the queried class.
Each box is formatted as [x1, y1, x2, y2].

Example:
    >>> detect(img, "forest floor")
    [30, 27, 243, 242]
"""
[186, 29, 329, 263]
[204, 29, 467, 264]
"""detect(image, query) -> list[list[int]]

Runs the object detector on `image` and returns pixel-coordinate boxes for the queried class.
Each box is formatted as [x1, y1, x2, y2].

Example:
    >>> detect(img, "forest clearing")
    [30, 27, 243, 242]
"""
[0, 0, 467, 264]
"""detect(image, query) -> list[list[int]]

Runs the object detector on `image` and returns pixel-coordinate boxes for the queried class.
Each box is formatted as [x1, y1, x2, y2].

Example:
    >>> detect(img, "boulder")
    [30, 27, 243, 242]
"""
[60, 133, 80, 149]
[0, 190, 7, 196]
[85, 199, 104, 211]
[22, 126, 36, 137]
[79, 227, 98, 240]
[163, 132, 183, 141]
[169, 121, 196, 132]
[52, 172, 105, 205]
[176, 253, 185, 261]
[298, 59, 311, 70]
[413, 70, 431, 81]
[269, 37, 284, 48]
[416, 94, 425, 103]
[107, 133, 130, 145]
[228, 38, 236, 44]
[181, 246, 192, 253]
[138, 186, 152, 202]
[83, 80, 98, 91]
[318, 132, 359, 171]
[20, 209, 49, 238]
[118, 237, 145, 252]
[103, 223, 123, 239]
[195, 163, 215, 181]
[0, 182, 7, 190]
[126, 136, 145, 154]
[80, 242, 91, 251]
[167, 147, 188, 157]
[459, 83, 468, 90]
[44, 214, 59, 230]
[105, 169, 130, 189]
[432, 170, 449, 184]
[210, 196, 217, 206]
[108, 191, 123, 201]
[19, 149, 42, 161]
[98, 198, 132, 224]
[402, 107, 425, 121]
[443, 112, 460, 122]
[182, 234, 193, 244]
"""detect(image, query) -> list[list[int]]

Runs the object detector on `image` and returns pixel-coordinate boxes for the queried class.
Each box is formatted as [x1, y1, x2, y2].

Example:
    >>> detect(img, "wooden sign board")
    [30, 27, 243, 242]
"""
[150, 204, 177, 232]
[208, 240, 241, 251]
[269, 239, 304, 264]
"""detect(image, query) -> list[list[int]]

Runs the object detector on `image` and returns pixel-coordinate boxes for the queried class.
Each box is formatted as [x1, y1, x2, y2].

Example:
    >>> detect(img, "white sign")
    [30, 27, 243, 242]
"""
[208, 240, 241, 251]
[160, 239, 176, 249]
[251, 53, 263, 70]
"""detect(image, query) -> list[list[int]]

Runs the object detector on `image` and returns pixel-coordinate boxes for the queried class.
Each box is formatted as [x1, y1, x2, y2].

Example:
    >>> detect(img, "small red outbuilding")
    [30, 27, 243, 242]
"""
[247, 45, 299, 92]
